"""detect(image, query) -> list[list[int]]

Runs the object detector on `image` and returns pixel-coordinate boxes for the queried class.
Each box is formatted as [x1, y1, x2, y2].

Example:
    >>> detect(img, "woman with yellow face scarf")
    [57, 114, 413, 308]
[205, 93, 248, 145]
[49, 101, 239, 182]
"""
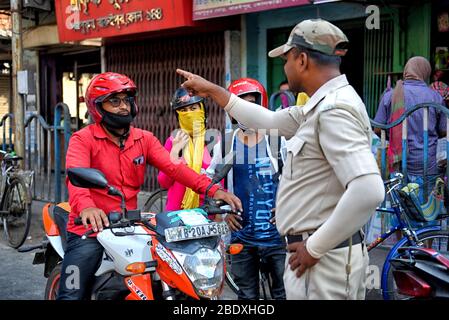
[157, 87, 217, 211]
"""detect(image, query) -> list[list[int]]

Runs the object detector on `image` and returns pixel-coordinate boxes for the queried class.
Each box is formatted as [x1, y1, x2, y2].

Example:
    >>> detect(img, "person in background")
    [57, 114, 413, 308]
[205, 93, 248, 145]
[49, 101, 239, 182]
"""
[374, 56, 446, 203]
[158, 87, 221, 211]
[277, 80, 293, 110]
[430, 69, 449, 108]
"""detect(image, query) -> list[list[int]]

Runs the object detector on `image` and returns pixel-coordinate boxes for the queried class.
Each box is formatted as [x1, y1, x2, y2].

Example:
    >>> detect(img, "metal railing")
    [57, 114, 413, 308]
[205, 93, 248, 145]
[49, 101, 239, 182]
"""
[268, 90, 297, 111]
[1, 103, 71, 203]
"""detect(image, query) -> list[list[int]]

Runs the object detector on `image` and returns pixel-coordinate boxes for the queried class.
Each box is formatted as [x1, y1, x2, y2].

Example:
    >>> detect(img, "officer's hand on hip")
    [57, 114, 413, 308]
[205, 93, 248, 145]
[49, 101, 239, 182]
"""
[287, 239, 319, 278]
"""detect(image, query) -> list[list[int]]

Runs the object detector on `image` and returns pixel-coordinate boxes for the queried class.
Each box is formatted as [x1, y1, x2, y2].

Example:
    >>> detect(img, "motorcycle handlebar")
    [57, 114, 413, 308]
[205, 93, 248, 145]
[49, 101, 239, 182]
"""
[74, 211, 122, 226]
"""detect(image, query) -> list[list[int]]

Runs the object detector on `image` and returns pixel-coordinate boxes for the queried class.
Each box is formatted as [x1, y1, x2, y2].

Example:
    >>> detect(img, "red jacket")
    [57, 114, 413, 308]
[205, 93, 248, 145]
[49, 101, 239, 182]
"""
[66, 123, 219, 236]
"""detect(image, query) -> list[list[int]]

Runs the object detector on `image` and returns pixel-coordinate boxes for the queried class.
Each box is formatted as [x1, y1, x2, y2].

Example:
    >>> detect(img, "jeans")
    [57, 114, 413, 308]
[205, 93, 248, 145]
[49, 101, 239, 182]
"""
[57, 232, 104, 300]
[230, 243, 286, 300]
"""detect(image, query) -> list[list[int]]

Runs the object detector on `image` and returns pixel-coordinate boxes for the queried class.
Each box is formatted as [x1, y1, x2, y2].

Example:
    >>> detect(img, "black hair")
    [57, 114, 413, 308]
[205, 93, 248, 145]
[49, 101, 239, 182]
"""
[291, 46, 341, 68]
[279, 80, 289, 88]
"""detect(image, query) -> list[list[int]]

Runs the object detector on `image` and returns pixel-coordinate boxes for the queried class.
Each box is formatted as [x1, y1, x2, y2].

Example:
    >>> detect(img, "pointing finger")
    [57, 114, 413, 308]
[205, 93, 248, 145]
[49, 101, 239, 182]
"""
[177, 69, 193, 79]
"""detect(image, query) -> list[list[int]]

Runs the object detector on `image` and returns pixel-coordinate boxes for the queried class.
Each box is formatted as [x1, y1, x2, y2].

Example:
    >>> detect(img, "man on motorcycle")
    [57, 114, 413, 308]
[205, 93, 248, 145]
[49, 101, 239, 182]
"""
[58, 72, 242, 300]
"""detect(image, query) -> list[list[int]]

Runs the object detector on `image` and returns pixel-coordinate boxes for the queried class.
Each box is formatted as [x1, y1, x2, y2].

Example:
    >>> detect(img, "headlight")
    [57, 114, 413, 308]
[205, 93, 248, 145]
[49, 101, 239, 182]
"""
[181, 248, 224, 298]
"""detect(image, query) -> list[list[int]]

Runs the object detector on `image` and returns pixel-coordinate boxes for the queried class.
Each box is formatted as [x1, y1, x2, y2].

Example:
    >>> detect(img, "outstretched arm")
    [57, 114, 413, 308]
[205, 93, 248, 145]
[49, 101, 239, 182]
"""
[177, 69, 299, 138]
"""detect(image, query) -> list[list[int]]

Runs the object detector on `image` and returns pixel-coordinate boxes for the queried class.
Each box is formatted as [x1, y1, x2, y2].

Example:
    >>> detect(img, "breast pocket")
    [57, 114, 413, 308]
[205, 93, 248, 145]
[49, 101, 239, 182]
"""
[123, 154, 146, 188]
[284, 136, 305, 180]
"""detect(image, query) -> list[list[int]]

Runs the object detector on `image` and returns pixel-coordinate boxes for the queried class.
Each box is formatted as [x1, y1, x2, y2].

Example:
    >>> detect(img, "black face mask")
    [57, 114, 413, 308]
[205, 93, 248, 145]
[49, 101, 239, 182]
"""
[101, 109, 133, 132]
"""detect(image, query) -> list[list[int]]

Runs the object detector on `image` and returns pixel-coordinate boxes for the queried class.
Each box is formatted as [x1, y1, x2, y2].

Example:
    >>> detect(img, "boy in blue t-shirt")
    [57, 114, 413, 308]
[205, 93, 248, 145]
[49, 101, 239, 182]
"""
[223, 78, 286, 300]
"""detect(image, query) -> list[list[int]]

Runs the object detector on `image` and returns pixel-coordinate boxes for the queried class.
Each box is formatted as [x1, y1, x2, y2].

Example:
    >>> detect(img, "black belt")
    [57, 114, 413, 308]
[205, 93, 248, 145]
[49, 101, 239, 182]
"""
[285, 231, 363, 249]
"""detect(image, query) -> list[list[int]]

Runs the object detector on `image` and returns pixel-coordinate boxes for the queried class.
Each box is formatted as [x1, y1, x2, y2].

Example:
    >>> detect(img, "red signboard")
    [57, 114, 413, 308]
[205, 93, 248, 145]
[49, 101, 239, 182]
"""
[55, 0, 195, 42]
[193, 0, 310, 21]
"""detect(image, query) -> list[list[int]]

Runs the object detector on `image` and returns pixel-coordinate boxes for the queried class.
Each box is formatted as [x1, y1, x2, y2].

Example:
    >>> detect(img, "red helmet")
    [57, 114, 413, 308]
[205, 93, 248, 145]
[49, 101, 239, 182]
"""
[228, 78, 268, 108]
[85, 72, 138, 123]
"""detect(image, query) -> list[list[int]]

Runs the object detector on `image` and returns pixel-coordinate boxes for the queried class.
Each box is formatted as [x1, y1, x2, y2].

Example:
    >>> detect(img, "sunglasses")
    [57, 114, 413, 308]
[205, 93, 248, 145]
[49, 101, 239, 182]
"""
[105, 96, 133, 108]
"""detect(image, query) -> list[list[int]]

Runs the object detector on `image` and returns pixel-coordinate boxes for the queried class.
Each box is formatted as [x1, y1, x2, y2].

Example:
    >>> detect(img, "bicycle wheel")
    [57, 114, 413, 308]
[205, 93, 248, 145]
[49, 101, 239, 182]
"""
[143, 189, 167, 213]
[382, 229, 449, 300]
[2, 176, 32, 249]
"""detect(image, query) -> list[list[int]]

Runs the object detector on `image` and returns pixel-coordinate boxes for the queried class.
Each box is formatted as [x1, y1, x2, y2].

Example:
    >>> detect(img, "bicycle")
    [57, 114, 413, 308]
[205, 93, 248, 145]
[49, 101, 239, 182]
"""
[367, 173, 449, 300]
[0, 150, 32, 249]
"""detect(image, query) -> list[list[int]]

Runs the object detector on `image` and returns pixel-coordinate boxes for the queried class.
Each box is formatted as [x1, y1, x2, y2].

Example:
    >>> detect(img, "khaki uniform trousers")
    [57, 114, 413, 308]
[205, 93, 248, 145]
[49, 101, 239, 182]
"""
[284, 243, 369, 300]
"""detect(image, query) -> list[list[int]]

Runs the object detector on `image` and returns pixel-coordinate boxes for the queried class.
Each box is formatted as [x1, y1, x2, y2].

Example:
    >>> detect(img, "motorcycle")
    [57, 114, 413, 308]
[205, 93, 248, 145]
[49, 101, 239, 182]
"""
[390, 246, 449, 299]
[20, 164, 237, 300]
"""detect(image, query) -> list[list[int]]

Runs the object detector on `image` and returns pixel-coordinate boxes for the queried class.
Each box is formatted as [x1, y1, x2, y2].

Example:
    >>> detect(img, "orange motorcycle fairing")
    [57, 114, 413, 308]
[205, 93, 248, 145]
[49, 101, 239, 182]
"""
[42, 202, 71, 236]
[42, 203, 60, 236]
[124, 274, 154, 300]
[151, 237, 199, 300]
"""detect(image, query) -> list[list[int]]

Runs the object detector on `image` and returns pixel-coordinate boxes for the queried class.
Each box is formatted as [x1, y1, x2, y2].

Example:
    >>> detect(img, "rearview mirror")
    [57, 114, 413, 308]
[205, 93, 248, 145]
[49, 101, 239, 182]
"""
[67, 168, 109, 189]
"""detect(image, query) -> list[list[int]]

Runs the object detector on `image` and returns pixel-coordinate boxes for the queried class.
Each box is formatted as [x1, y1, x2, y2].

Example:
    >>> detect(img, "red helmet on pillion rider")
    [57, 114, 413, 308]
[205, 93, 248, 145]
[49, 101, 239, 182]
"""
[85, 72, 138, 135]
[228, 78, 268, 108]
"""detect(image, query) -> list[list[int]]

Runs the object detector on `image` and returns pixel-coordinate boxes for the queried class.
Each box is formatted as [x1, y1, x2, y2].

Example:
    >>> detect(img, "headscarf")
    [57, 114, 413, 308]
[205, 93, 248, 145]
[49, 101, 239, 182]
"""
[388, 56, 432, 172]
[177, 105, 206, 209]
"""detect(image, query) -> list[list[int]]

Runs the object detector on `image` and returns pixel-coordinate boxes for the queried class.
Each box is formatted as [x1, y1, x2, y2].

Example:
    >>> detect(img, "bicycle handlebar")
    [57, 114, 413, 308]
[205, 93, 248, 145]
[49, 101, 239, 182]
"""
[383, 173, 404, 187]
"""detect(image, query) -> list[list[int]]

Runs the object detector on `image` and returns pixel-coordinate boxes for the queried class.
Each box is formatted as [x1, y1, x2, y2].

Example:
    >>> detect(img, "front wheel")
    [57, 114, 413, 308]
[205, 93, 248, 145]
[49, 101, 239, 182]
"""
[2, 176, 32, 249]
[381, 229, 449, 300]
[45, 263, 62, 300]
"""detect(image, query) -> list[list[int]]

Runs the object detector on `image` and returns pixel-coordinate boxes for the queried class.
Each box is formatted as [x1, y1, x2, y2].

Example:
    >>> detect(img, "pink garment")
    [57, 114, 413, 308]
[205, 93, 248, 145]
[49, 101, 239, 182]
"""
[158, 136, 212, 211]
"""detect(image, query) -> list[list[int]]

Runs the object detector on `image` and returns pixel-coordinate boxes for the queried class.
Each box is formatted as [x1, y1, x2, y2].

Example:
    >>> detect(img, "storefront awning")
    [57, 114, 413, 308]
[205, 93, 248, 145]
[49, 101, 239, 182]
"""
[193, 0, 311, 21]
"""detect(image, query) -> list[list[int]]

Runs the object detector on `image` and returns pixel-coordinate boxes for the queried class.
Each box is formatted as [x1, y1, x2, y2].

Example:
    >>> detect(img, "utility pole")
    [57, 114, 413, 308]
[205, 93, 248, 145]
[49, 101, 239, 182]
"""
[11, 0, 24, 162]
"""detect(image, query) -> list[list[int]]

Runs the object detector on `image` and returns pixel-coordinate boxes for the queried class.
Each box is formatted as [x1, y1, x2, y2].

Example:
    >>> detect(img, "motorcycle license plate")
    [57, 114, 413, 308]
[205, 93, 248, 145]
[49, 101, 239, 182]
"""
[164, 222, 230, 243]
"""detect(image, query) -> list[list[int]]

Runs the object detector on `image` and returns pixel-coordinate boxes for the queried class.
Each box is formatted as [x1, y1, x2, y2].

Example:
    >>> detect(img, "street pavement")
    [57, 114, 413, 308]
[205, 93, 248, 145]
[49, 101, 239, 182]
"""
[0, 199, 386, 300]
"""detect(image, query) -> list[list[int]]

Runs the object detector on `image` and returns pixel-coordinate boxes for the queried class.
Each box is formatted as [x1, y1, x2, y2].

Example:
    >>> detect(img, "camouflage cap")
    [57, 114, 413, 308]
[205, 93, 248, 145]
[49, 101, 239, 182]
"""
[268, 19, 349, 58]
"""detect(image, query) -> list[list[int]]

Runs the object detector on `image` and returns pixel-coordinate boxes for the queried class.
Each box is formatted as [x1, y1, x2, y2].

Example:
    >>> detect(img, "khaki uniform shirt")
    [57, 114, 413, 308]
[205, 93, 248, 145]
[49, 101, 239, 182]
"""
[225, 75, 380, 236]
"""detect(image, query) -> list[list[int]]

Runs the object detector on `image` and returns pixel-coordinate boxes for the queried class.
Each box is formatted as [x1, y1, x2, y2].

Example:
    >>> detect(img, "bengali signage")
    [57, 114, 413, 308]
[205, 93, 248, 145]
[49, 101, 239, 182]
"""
[193, 0, 310, 21]
[55, 0, 195, 42]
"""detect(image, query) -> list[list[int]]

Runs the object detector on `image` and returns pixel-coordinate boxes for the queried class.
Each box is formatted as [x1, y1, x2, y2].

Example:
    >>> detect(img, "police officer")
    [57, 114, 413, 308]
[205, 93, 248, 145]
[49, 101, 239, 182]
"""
[176, 19, 385, 300]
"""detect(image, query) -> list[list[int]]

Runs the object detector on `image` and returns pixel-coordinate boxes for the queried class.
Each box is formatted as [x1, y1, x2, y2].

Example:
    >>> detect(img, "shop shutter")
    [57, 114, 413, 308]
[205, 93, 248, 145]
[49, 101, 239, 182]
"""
[363, 19, 394, 117]
[107, 32, 225, 191]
